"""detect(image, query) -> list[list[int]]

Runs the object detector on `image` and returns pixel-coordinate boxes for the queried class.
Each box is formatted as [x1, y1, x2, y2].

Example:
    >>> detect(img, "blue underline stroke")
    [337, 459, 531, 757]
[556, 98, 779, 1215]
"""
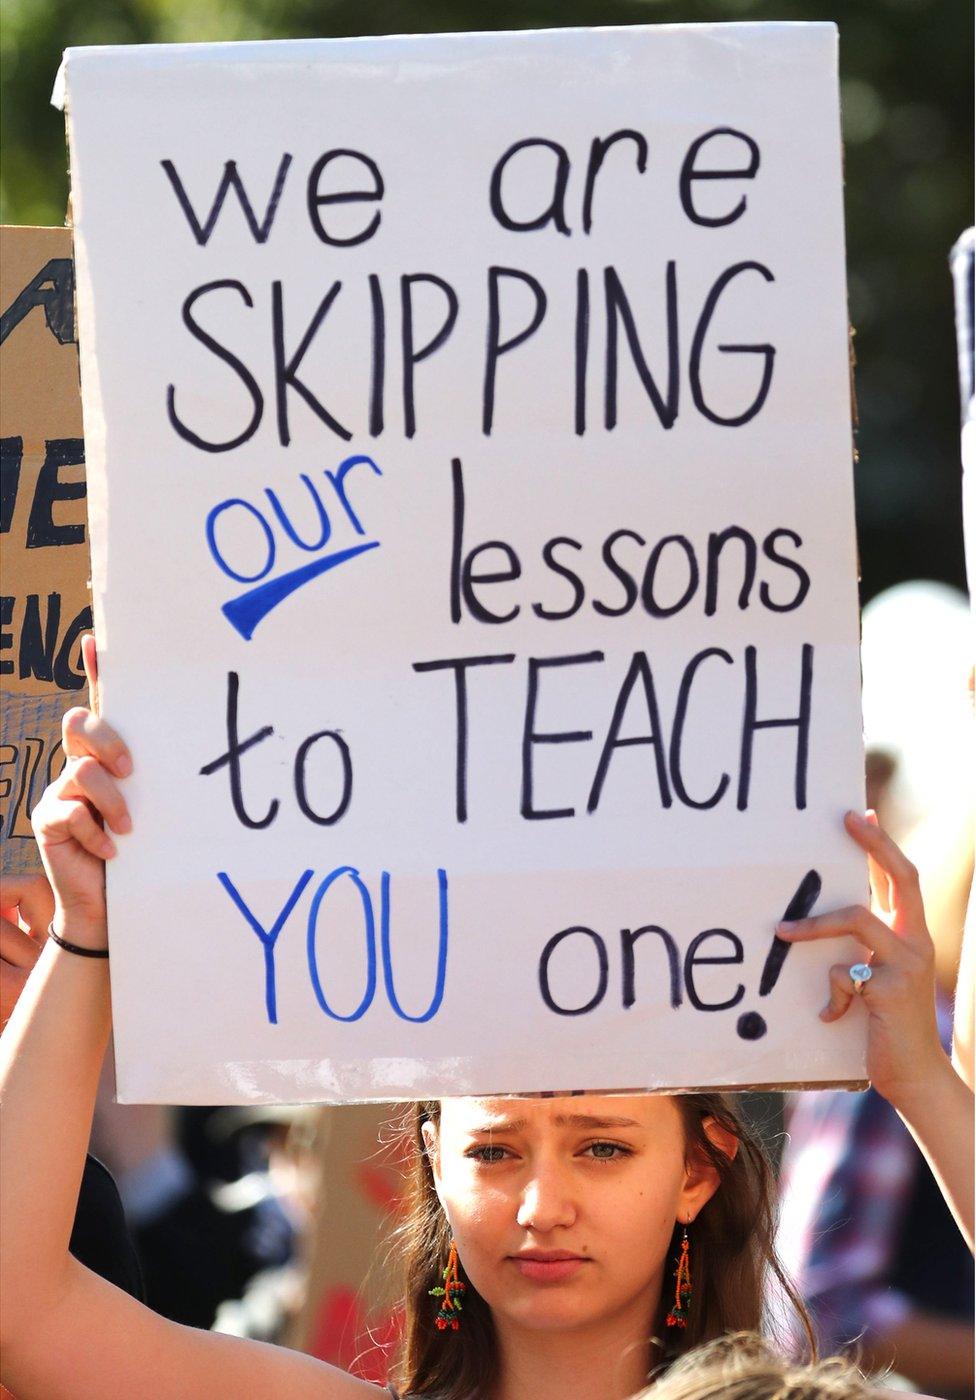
[222, 540, 380, 640]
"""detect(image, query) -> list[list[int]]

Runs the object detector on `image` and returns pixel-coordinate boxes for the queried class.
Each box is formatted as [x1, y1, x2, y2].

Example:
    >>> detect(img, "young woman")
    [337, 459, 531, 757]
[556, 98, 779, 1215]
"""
[0, 637, 967, 1399]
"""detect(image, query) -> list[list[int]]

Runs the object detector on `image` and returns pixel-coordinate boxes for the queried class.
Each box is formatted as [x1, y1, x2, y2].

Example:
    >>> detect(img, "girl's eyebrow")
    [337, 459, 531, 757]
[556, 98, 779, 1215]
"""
[467, 1113, 642, 1135]
[467, 1119, 527, 1135]
[558, 1113, 642, 1130]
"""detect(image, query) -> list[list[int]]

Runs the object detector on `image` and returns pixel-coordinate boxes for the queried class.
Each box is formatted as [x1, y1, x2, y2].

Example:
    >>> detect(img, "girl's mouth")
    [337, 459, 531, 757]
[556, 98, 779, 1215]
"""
[509, 1251, 588, 1283]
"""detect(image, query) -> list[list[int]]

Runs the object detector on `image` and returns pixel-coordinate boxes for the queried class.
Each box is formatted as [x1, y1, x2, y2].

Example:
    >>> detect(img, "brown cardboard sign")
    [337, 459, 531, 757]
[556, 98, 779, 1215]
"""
[0, 226, 91, 876]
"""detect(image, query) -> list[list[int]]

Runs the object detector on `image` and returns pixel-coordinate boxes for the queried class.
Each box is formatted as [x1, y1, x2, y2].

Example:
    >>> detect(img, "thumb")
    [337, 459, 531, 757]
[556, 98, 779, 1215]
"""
[81, 632, 100, 715]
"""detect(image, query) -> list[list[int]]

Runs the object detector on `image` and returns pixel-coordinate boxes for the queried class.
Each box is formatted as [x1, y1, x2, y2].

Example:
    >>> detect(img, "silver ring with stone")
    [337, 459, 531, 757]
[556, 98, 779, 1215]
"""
[849, 962, 872, 994]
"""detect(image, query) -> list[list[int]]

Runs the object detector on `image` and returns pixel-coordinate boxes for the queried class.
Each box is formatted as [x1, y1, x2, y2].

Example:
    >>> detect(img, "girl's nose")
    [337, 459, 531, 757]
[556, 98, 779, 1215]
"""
[515, 1159, 578, 1233]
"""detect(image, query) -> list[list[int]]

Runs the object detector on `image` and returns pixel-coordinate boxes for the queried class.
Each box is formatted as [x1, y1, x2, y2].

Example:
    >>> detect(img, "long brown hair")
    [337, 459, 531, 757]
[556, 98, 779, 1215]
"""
[388, 1095, 814, 1400]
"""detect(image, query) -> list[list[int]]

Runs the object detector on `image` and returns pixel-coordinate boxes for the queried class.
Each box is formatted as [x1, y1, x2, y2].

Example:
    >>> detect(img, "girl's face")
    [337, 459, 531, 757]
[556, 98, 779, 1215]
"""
[426, 1095, 720, 1336]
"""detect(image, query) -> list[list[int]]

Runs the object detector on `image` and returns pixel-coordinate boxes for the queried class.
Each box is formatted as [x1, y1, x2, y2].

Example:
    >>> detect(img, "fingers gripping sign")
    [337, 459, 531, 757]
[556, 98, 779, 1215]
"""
[776, 810, 943, 1105]
[63, 632, 131, 779]
[30, 636, 134, 948]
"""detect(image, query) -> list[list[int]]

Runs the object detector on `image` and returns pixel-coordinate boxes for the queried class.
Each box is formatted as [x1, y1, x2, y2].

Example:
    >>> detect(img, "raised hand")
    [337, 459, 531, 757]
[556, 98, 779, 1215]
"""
[30, 635, 132, 949]
[777, 809, 944, 1108]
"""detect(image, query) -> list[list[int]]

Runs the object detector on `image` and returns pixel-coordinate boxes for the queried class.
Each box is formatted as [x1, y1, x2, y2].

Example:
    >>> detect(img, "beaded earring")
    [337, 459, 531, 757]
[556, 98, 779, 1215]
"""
[665, 1223, 692, 1328]
[429, 1239, 466, 1331]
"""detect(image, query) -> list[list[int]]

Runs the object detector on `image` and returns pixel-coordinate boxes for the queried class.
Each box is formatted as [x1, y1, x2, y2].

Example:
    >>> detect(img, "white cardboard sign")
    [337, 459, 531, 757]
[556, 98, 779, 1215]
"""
[60, 24, 867, 1104]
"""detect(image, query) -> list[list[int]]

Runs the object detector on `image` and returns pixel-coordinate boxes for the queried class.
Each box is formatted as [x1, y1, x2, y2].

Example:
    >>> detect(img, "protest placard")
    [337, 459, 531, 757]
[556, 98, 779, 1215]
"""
[59, 23, 867, 1103]
[0, 226, 91, 877]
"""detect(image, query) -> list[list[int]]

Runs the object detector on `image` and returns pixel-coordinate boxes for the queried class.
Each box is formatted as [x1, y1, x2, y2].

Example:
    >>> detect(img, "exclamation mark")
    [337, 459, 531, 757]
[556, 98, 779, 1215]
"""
[736, 869, 822, 1041]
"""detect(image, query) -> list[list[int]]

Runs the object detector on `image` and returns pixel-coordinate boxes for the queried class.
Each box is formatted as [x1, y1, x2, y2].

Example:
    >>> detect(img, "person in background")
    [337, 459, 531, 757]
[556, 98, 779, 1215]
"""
[0, 874, 51, 1033]
[775, 582, 975, 1398]
[91, 1093, 300, 1334]
[642, 1332, 877, 1399]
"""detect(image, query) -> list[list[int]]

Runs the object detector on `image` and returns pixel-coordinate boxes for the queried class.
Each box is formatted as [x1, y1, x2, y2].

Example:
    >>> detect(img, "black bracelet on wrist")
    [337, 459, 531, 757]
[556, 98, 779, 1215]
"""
[48, 922, 109, 959]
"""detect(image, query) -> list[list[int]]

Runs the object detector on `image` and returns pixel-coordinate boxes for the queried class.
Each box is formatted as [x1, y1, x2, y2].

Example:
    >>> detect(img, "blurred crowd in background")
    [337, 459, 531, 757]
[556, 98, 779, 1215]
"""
[1, 2, 972, 1397]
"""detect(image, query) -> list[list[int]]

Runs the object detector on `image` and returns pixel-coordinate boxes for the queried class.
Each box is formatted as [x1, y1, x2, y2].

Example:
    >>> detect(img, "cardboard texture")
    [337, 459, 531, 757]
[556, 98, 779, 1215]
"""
[61, 25, 869, 1102]
[0, 226, 91, 876]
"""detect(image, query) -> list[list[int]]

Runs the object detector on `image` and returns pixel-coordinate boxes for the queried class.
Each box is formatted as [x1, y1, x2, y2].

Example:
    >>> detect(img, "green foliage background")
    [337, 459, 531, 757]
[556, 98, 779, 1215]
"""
[2, 0, 972, 601]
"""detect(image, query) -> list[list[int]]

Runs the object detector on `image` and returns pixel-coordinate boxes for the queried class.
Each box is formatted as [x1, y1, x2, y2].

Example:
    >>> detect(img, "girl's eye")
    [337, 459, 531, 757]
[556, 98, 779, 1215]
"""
[585, 1141, 632, 1161]
[467, 1144, 509, 1164]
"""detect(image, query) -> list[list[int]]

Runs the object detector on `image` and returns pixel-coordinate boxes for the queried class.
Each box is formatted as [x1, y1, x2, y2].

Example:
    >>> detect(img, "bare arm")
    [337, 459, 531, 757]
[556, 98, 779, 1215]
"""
[0, 641, 375, 1400]
[890, 1054, 975, 1252]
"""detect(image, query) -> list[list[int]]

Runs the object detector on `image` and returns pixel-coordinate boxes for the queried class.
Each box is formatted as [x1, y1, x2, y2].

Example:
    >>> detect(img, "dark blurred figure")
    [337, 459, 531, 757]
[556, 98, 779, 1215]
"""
[129, 1107, 299, 1331]
[91, 1089, 301, 1334]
